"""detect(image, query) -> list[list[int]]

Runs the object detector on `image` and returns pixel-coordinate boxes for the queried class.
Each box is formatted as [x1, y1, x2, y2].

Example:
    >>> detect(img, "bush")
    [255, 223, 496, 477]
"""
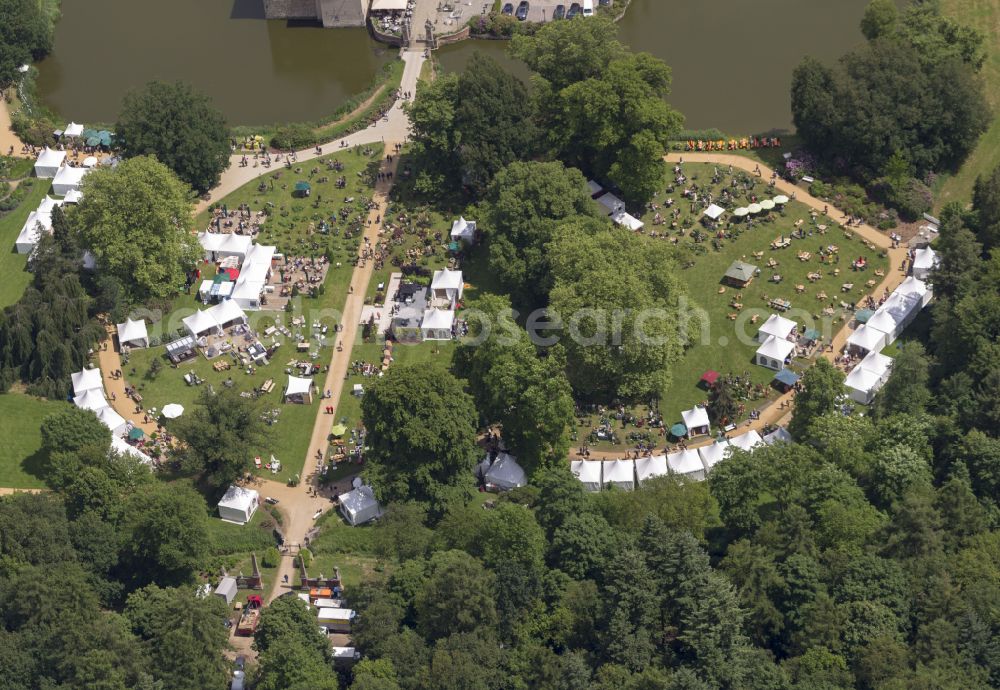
[891, 178, 933, 221]
[261, 546, 281, 568]
[270, 123, 314, 151]
[299, 548, 313, 568]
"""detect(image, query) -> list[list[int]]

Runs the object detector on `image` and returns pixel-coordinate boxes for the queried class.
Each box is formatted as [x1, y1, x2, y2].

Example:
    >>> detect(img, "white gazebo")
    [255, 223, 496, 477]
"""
[71, 367, 104, 395]
[667, 448, 706, 480]
[116, 317, 149, 349]
[52, 165, 90, 196]
[911, 247, 938, 280]
[681, 406, 711, 437]
[34, 148, 66, 178]
[570, 460, 603, 492]
[338, 485, 382, 526]
[217, 485, 259, 525]
[635, 454, 668, 483]
[207, 299, 247, 329]
[284, 375, 314, 403]
[183, 309, 221, 338]
[703, 203, 726, 221]
[698, 440, 731, 472]
[74, 388, 109, 411]
[846, 323, 888, 355]
[602, 459, 635, 490]
[94, 406, 128, 436]
[420, 308, 454, 341]
[757, 313, 796, 343]
[756, 335, 795, 370]
[198, 231, 253, 262]
[450, 217, 476, 244]
[63, 122, 84, 138]
[845, 366, 884, 405]
[431, 269, 463, 304]
[865, 307, 904, 345]
[729, 430, 764, 452]
[483, 452, 527, 491]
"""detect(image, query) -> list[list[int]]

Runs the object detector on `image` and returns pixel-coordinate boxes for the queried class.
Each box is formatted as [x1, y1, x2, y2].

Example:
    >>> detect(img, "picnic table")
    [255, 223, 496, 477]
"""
[795, 284, 806, 293]
[797, 251, 812, 261]
[816, 291, 828, 301]
[841, 282, 854, 292]
[807, 272, 822, 282]
[260, 379, 275, 394]
[213, 360, 231, 372]
[771, 237, 791, 250]
[770, 298, 792, 312]
[767, 258, 779, 268]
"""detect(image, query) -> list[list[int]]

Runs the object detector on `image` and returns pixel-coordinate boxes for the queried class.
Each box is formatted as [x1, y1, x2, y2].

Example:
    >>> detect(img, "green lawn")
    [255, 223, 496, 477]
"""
[0, 391, 62, 488]
[0, 179, 49, 308]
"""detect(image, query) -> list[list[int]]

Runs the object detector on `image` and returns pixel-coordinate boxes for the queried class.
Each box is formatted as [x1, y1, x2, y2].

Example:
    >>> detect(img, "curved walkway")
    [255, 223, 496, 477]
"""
[0, 98, 26, 157]
[570, 153, 909, 461]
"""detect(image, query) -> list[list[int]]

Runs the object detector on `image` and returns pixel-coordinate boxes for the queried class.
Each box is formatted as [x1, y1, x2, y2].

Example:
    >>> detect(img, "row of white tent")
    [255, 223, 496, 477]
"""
[197, 233, 277, 311]
[15, 195, 75, 254]
[70, 366, 153, 463]
[34, 148, 92, 194]
[182, 300, 248, 338]
[571, 427, 791, 491]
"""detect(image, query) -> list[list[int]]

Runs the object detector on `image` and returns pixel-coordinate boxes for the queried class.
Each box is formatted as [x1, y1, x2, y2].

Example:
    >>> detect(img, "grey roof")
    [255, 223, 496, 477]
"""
[725, 260, 757, 282]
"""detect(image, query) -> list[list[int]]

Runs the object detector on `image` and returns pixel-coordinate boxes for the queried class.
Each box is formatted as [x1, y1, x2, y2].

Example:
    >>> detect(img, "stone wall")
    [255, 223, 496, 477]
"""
[319, 0, 367, 27]
[262, 0, 321, 20]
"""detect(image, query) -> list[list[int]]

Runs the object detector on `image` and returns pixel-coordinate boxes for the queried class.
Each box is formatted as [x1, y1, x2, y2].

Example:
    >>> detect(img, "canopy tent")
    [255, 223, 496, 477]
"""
[128, 427, 145, 441]
[420, 308, 454, 341]
[854, 308, 874, 324]
[198, 231, 253, 261]
[703, 203, 725, 221]
[759, 199, 776, 210]
[63, 189, 84, 204]
[680, 406, 710, 437]
[758, 313, 796, 343]
[431, 269, 464, 303]
[865, 307, 903, 344]
[859, 350, 893, 382]
[217, 485, 259, 525]
[81, 156, 98, 168]
[773, 195, 790, 204]
[756, 335, 795, 370]
[71, 367, 104, 395]
[63, 122, 84, 137]
[110, 435, 152, 464]
[610, 207, 644, 231]
[845, 365, 884, 404]
[97, 130, 113, 147]
[94, 405, 127, 436]
[774, 368, 800, 389]
[911, 247, 939, 280]
[34, 147, 66, 178]
[698, 440, 731, 472]
[570, 460, 602, 492]
[450, 217, 476, 244]
[733, 207, 750, 218]
[207, 299, 247, 329]
[74, 388, 109, 411]
[724, 260, 757, 287]
[895, 275, 932, 308]
[763, 427, 793, 445]
[483, 452, 527, 491]
[602, 459, 635, 490]
[339, 485, 382, 525]
[667, 448, 706, 480]
[597, 192, 626, 213]
[730, 430, 764, 451]
[214, 577, 238, 605]
[371, 0, 408, 9]
[284, 375, 314, 403]
[331, 424, 348, 437]
[635, 455, 669, 482]
[669, 423, 688, 438]
[846, 323, 888, 355]
[116, 317, 149, 348]
[161, 403, 184, 419]
[875, 291, 922, 340]
[803, 328, 822, 342]
[700, 370, 719, 386]
[231, 244, 275, 311]
[15, 210, 54, 254]
[183, 309, 221, 337]
[52, 165, 90, 196]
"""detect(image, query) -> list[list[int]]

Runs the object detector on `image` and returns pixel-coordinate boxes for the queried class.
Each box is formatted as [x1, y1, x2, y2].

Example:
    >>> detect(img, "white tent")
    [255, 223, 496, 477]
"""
[420, 308, 454, 341]
[63, 122, 84, 138]
[846, 323, 888, 355]
[284, 375, 314, 403]
[610, 207, 644, 231]
[450, 217, 476, 244]
[81, 156, 98, 168]
[602, 459, 635, 490]
[762, 427, 793, 445]
[431, 269, 463, 303]
[570, 460, 602, 492]
[597, 192, 644, 230]
[214, 576, 238, 604]
[74, 388, 109, 411]
[895, 275, 932, 308]
[207, 299, 247, 329]
[698, 440, 731, 471]
[198, 231, 253, 261]
[94, 405, 127, 436]
[63, 189, 84, 204]
[911, 247, 938, 280]
[730, 430, 764, 452]
[52, 165, 90, 196]
[229, 243, 276, 310]
[371, 0, 407, 9]
[317, 607, 356, 632]
[116, 317, 149, 348]
[34, 148, 66, 178]
[110, 435, 152, 464]
[217, 485, 259, 525]
[681, 406, 711, 437]
[758, 313, 796, 343]
[635, 455, 668, 482]
[483, 452, 527, 491]
[15, 210, 53, 254]
[183, 309, 220, 338]
[667, 448, 706, 480]
[845, 365, 884, 404]
[332, 647, 361, 665]
[71, 367, 104, 395]
[756, 335, 795, 370]
[586, 179, 603, 196]
[859, 350, 893, 382]
[878, 291, 922, 337]
[338, 485, 382, 525]
[866, 307, 904, 344]
[703, 203, 726, 221]
[597, 192, 625, 213]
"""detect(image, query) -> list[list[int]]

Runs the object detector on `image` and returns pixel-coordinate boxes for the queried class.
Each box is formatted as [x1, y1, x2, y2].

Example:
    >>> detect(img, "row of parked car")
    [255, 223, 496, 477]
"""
[502, 0, 607, 21]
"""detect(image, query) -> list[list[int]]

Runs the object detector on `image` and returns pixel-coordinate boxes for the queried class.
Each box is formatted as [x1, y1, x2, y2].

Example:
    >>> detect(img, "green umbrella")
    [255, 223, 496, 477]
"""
[294, 181, 311, 192]
[128, 427, 145, 441]
[81, 128, 98, 140]
[86, 136, 100, 147]
[98, 131, 112, 146]
[670, 423, 687, 437]
[331, 424, 347, 437]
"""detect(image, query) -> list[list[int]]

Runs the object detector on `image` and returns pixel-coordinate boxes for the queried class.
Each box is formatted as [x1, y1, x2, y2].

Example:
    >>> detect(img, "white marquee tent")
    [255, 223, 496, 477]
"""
[450, 217, 476, 244]
[183, 309, 220, 338]
[845, 365, 884, 404]
[71, 367, 104, 395]
[110, 435, 152, 464]
[667, 448, 706, 480]
[483, 453, 527, 491]
[338, 485, 382, 526]
[681, 406, 711, 437]
[74, 388, 109, 411]
[698, 440, 731, 472]
[763, 427, 793, 446]
[52, 165, 90, 196]
[431, 269, 464, 303]
[94, 406, 127, 436]
[217, 485, 259, 525]
[34, 148, 66, 178]
[703, 203, 726, 221]
[895, 275, 932, 308]
[758, 313, 796, 342]
[284, 375, 314, 403]
[15, 211, 53, 254]
[571, 460, 602, 492]
[846, 323, 888, 355]
[635, 454, 668, 482]
[198, 232, 253, 261]
[911, 247, 939, 280]
[730, 430, 764, 452]
[420, 308, 454, 341]
[598, 192, 645, 231]
[756, 335, 795, 370]
[602, 459, 635, 490]
[859, 350, 893, 382]
[116, 317, 149, 348]
[63, 122, 84, 138]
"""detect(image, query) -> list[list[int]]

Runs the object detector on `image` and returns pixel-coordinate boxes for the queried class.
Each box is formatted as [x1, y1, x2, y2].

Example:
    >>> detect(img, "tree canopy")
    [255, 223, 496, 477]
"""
[0, 0, 53, 88]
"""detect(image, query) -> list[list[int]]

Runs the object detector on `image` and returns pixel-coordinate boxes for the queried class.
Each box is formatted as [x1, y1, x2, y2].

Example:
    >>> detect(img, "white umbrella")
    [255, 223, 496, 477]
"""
[760, 199, 775, 210]
[773, 195, 789, 204]
[748, 203, 763, 214]
[162, 403, 184, 419]
[733, 207, 750, 217]
[82, 156, 98, 168]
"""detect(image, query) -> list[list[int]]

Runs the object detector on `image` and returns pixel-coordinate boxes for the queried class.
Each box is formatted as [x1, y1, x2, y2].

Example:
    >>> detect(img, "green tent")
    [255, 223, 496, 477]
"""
[855, 308, 874, 324]
[128, 427, 145, 441]
[295, 181, 310, 192]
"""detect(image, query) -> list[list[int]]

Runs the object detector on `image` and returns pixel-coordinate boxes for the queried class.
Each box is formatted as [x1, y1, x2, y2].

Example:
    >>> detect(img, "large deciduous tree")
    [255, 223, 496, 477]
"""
[788, 359, 845, 440]
[116, 81, 231, 193]
[76, 156, 199, 299]
[0, 0, 53, 88]
[121, 483, 210, 586]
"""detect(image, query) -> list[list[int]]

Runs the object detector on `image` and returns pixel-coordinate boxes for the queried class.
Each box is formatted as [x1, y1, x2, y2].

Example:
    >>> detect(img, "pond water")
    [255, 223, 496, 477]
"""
[37, 0, 872, 131]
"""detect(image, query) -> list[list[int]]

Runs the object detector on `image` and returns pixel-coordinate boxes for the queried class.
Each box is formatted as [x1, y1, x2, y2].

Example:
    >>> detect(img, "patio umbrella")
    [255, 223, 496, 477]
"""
[162, 403, 184, 419]
[773, 195, 789, 204]
[97, 131, 112, 146]
[748, 203, 763, 214]
[128, 427, 145, 441]
[86, 136, 101, 147]
[82, 156, 98, 168]
[670, 423, 688, 438]
[760, 199, 775, 210]
[81, 128, 98, 140]
[331, 424, 347, 437]
[733, 207, 749, 217]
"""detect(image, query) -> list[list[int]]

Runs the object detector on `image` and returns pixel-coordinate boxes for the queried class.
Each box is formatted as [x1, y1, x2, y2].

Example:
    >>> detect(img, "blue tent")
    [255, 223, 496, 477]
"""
[855, 308, 874, 324]
[774, 369, 800, 388]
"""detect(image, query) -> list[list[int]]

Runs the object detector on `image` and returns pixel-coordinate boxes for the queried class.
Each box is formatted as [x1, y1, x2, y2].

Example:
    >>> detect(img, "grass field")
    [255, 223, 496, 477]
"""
[0, 179, 49, 308]
[0, 392, 61, 488]
[936, 0, 1000, 209]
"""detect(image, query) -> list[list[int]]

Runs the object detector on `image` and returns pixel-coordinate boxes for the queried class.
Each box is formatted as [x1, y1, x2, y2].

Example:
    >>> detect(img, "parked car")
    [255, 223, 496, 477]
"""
[567, 3, 581, 18]
[501, 3, 514, 15]
[265, 496, 279, 505]
[553, 4, 565, 19]
[515, 1, 529, 20]
[234, 656, 246, 671]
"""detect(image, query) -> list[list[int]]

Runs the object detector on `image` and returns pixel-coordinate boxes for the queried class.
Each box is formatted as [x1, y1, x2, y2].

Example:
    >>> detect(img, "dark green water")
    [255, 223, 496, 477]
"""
[35, 0, 393, 125]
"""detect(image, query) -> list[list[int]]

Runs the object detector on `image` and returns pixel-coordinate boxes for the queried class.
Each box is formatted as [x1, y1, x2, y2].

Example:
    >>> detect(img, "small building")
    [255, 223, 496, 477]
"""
[911, 246, 938, 280]
[729, 430, 764, 452]
[34, 147, 66, 178]
[602, 459, 635, 490]
[757, 313, 796, 343]
[338, 484, 382, 526]
[680, 406, 711, 437]
[450, 217, 476, 245]
[723, 260, 757, 288]
[483, 452, 527, 491]
[756, 335, 795, 370]
[635, 454, 668, 483]
[430, 269, 463, 304]
[71, 366, 104, 396]
[116, 317, 149, 349]
[317, 607, 355, 633]
[667, 448, 706, 481]
[570, 460, 602, 492]
[52, 165, 90, 196]
[420, 308, 454, 341]
[215, 576, 239, 604]
[284, 375, 315, 404]
[217, 485, 259, 525]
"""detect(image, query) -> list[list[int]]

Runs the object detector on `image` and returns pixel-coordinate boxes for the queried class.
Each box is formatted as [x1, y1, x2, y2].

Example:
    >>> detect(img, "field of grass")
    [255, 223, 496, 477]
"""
[936, 0, 1000, 209]
[0, 392, 61, 488]
[0, 179, 49, 308]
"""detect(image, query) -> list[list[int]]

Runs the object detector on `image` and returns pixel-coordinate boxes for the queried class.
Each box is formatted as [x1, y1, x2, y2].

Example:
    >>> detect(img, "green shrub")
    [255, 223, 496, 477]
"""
[270, 123, 314, 150]
[299, 548, 313, 568]
[261, 546, 281, 568]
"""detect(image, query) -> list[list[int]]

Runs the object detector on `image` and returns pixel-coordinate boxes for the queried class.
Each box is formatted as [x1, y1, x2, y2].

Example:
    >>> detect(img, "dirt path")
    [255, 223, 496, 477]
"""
[0, 487, 46, 496]
[96, 325, 159, 436]
[569, 153, 910, 461]
[0, 96, 26, 157]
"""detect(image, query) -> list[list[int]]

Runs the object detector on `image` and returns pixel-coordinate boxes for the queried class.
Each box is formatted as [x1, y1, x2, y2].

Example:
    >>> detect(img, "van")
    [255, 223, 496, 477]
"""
[582, 0, 593, 16]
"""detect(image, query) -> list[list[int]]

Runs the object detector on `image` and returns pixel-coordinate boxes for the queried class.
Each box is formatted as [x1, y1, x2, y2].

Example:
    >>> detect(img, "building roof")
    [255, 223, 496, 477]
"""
[725, 260, 757, 282]
[681, 406, 710, 431]
[431, 269, 463, 291]
[116, 317, 148, 345]
[74, 388, 109, 411]
[635, 455, 668, 481]
[421, 308, 454, 331]
[218, 485, 259, 513]
[71, 367, 104, 395]
[759, 313, 796, 340]
[756, 334, 795, 361]
[729, 430, 764, 451]
[483, 452, 527, 490]
[703, 203, 726, 220]
[698, 440, 731, 468]
[846, 323, 888, 353]
[285, 375, 314, 398]
[602, 459, 634, 488]
[667, 448, 704, 476]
